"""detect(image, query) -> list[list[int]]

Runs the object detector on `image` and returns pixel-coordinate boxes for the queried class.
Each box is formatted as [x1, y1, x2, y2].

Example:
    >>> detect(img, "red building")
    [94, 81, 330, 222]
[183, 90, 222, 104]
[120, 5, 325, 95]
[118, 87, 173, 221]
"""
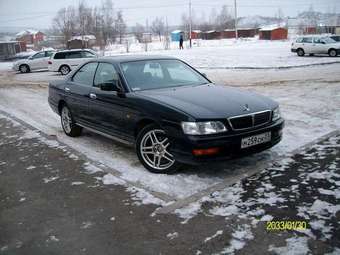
[259, 26, 288, 40]
[191, 30, 202, 39]
[16, 30, 45, 45]
[221, 28, 258, 39]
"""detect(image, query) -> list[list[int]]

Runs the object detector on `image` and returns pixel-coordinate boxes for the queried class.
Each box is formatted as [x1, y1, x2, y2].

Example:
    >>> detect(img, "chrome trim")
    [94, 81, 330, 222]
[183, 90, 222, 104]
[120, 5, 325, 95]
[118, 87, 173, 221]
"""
[76, 123, 134, 146]
[228, 110, 272, 131]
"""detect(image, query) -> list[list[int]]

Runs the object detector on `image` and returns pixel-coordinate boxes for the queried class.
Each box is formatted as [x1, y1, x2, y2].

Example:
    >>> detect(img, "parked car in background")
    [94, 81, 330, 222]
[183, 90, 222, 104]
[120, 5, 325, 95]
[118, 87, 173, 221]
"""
[48, 56, 284, 174]
[329, 35, 340, 42]
[12, 50, 55, 73]
[48, 49, 97, 75]
[291, 35, 340, 57]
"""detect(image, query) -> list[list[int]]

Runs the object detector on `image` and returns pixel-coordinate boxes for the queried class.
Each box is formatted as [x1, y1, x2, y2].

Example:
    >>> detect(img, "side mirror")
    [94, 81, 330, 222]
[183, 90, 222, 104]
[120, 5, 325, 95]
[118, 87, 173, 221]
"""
[100, 81, 119, 92]
[28, 56, 33, 60]
[321, 41, 326, 44]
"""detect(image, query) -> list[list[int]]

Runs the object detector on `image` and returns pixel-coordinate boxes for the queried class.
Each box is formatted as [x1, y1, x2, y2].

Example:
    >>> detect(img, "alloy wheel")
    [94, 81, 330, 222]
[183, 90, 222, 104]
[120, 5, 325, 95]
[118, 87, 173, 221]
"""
[60, 66, 70, 75]
[140, 129, 175, 171]
[61, 107, 72, 134]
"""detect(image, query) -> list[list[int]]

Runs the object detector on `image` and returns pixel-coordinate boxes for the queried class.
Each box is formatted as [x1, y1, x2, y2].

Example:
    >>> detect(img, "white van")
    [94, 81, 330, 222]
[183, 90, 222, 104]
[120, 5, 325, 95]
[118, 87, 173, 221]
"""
[48, 49, 97, 75]
[291, 35, 340, 57]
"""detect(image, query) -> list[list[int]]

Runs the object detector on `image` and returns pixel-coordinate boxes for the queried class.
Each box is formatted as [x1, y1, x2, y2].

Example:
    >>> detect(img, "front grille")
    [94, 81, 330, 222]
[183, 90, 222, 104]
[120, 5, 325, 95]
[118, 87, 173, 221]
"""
[229, 110, 271, 130]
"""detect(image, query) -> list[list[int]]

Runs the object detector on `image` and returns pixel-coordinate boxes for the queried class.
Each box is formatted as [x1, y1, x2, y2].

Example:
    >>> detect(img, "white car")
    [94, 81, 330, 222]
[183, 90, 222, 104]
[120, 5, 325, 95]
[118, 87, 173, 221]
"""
[12, 50, 55, 73]
[291, 35, 340, 57]
[48, 49, 97, 75]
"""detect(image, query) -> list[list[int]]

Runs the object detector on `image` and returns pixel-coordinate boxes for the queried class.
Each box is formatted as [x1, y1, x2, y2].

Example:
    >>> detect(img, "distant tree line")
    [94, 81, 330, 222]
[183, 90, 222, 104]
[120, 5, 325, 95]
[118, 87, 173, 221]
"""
[52, 0, 126, 48]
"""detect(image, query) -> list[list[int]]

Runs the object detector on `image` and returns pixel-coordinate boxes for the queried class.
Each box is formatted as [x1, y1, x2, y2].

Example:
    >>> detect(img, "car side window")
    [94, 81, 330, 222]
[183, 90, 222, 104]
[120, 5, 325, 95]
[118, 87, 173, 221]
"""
[72, 62, 98, 86]
[94, 63, 119, 88]
[66, 51, 82, 59]
[314, 38, 322, 44]
[302, 37, 313, 43]
[32, 52, 45, 59]
[82, 51, 96, 58]
[54, 52, 66, 59]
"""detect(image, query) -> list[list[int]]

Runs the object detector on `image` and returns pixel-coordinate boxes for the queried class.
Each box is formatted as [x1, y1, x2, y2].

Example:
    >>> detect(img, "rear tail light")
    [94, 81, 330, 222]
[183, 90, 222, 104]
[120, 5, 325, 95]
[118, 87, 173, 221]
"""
[48, 61, 52, 64]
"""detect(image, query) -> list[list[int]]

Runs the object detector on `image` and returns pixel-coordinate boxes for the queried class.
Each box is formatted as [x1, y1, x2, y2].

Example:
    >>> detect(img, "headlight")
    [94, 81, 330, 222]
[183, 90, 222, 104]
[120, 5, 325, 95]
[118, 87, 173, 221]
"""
[272, 107, 281, 121]
[181, 121, 227, 135]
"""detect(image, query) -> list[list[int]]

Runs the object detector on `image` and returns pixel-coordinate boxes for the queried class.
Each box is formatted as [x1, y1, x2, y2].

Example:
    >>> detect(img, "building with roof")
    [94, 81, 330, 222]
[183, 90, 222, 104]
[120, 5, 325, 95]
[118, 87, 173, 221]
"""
[16, 29, 45, 45]
[202, 30, 221, 40]
[259, 25, 288, 40]
[0, 41, 23, 60]
[67, 35, 97, 49]
[171, 30, 184, 42]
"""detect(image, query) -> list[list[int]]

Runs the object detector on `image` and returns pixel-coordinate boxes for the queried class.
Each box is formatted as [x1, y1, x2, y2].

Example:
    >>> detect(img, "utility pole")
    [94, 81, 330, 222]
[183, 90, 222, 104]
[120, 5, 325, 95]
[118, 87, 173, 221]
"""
[234, 0, 238, 40]
[189, 0, 192, 48]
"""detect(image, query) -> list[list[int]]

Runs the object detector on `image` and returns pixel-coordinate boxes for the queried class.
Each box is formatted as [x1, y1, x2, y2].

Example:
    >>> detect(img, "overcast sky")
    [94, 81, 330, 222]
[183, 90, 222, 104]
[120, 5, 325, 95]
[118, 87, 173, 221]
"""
[0, 0, 339, 30]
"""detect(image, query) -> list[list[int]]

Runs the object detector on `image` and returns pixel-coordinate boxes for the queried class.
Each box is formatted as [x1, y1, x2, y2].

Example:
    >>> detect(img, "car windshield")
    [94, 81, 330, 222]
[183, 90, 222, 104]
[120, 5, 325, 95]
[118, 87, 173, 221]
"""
[121, 59, 209, 91]
[322, 37, 336, 44]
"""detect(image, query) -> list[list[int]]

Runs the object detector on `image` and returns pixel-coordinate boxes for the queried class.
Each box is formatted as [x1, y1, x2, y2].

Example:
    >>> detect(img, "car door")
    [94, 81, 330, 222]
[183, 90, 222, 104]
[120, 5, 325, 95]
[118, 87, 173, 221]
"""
[65, 51, 83, 70]
[312, 37, 325, 54]
[301, 37, 313, 53]
[29, 52, 46, 70]
[88, 62, 134, 139]
[64, 62, 98, 123]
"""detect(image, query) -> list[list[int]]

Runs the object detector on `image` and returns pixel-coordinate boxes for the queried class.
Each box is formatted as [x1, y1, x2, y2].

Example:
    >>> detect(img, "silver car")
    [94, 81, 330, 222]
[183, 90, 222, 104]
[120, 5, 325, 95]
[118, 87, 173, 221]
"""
[291, 35, 340, 57]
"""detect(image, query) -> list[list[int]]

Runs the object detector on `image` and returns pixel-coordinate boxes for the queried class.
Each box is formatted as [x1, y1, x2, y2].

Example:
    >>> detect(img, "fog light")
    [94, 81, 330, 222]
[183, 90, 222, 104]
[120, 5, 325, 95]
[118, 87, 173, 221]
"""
[192, 147, 220, 156]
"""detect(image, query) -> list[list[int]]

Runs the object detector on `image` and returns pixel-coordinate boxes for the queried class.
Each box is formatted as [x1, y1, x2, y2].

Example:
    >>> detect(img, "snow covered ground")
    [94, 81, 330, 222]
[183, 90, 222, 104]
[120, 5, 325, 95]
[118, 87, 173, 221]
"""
[105, 39, 340, 69]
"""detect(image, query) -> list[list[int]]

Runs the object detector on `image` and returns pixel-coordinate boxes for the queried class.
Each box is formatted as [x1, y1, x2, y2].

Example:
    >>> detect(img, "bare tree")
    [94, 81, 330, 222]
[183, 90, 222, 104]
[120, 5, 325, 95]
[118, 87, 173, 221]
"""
[101, 0, 116, 45]
[151, 17, 165, 41]
[52, 6, 77, 45]
[133, 23, 145, 43]
[276, 7, 284, 27]
[115, 11, 126, 44]
[216, 5, 233, 30]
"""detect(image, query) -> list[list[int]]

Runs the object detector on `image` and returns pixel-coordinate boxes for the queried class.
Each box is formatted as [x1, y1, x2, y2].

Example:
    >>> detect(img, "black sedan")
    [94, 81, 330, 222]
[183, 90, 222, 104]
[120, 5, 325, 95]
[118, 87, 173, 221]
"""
[48, 55, 284, 174]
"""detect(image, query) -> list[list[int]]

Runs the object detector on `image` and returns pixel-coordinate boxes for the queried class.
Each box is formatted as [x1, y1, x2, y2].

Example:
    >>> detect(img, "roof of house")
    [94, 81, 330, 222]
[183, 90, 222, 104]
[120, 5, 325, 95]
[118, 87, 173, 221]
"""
[16, 29, 43, 37]
[259, 24, 287, 31]
[70, 35, 96, 41]
[171, 30, 183, 34]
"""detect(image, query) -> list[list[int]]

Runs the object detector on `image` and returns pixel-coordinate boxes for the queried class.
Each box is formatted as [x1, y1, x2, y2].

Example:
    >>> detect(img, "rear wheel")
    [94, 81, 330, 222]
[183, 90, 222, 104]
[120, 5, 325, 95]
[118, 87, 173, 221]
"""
[329, 49, 337, 57]
[19, 64, 30, 73]
[136, 124, 180, 174]
[297, 48, 305, 57]
[60, 65, 71, 75]
[60, 105, 82, 137]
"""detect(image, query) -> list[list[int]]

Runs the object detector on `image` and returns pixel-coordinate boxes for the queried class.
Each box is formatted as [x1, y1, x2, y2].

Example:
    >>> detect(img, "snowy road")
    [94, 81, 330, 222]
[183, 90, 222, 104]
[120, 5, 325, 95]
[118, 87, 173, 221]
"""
[0, 64, 339, 201]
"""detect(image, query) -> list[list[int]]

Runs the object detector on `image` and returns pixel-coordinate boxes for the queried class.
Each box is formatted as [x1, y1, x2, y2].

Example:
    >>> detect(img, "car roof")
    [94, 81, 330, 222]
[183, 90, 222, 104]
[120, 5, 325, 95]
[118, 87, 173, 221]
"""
[55, 49, 94, 53]
[96, 54, 178, 64]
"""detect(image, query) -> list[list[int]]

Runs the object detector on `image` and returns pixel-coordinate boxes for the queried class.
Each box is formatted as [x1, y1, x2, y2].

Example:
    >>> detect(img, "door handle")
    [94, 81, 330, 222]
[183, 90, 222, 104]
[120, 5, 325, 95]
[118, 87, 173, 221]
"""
[65, 87, 70, 92]
[89, 93, 97, 99]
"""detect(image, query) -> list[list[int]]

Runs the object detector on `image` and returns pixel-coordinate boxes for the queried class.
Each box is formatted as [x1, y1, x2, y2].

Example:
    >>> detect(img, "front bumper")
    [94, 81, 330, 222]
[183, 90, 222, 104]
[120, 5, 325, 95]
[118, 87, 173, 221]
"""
[170, 119, 284, 165]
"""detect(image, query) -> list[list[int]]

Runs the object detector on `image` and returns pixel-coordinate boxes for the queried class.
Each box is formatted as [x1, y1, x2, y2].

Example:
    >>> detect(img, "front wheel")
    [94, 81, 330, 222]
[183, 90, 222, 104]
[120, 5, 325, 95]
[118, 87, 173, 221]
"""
[19, 64, 30, 73]
[136, 124, 181, 174]
[297, 48, 305, 57]
[60, 105, 82, 137]
[329, 49, 337, 57]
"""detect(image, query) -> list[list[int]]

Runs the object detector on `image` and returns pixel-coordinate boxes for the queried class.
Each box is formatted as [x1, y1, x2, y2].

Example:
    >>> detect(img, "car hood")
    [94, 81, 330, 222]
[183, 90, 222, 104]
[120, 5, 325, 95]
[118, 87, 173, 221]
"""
[13, 59, 27, 66]
[136, 84, 277, 119]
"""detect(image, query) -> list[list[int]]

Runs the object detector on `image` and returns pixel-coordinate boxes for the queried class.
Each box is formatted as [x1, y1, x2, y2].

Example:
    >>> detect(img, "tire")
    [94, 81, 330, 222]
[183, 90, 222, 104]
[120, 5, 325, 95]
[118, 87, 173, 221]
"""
[60, 104, 82, 137]
[59, 65, 71, 75]
[136, 124, 181, 174]
[19, 64, 30, 73]
[297, 48, 305, 57]
[329, 49, 337, 57]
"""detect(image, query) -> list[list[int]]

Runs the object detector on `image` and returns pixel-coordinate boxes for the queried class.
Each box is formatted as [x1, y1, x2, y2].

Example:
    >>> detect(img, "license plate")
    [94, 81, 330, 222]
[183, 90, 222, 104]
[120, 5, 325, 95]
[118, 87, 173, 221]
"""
[241, 132, 271, 149]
